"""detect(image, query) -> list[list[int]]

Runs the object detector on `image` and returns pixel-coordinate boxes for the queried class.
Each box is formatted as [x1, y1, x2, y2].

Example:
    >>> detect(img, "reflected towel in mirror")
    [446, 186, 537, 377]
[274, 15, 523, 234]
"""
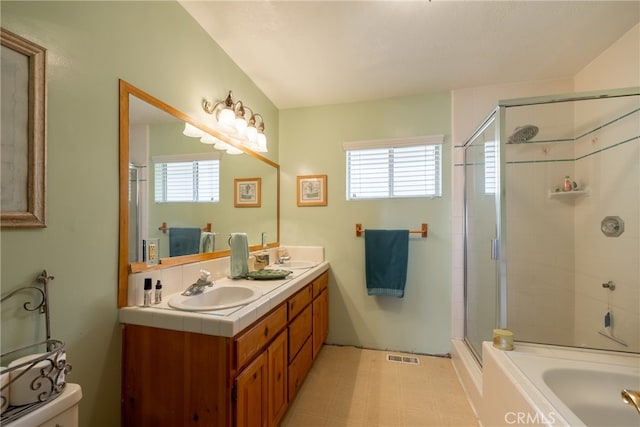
[169, 227, 201, 257]
[200, 232, 215, 253]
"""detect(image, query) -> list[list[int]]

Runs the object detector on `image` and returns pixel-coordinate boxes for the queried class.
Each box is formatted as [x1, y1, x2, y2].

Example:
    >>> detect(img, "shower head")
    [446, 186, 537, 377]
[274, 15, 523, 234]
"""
[508, 125, 539, 144]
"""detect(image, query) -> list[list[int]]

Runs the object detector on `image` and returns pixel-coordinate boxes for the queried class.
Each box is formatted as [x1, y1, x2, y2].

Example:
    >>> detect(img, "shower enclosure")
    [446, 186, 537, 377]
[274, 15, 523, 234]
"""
[463, 87, 640, 363]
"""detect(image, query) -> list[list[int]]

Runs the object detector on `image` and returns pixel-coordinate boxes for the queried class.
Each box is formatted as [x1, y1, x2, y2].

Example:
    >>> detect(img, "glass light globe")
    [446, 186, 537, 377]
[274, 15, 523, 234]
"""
[256, 133, 268, 152]
[246, 125, 258, 142]
[226, 146, 243, 155]
[214, 141, 231, 151]
[200, 135, 219, 145]
[183, 122, 205, 138]
[218, 108, 235, 128]
[234, 117, 248, 136]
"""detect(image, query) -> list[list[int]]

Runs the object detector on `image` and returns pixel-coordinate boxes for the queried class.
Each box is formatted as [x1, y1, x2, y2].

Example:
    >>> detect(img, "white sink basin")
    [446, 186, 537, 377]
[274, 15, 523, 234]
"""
[273, 260, 318, 269]
[168, 285, 263, 311]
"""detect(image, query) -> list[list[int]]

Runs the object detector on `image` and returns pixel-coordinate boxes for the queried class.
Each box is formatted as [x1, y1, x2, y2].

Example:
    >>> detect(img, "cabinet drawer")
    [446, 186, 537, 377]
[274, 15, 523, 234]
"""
[236, 304, 287, 369]
[288, 338, 313, 402]
[288, 285, 311, 320]
[312, 271, 329, 298]
[288, 304, 312, 362]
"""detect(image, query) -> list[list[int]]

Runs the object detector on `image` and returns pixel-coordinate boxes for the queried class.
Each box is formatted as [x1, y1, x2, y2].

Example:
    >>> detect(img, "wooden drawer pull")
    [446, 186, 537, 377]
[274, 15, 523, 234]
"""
[264, 326, 269, 337]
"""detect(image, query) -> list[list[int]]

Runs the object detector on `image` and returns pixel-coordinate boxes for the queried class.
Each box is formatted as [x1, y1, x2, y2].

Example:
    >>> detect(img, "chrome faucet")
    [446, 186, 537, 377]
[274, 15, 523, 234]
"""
[622, 389, 640, 415]
[276, 255, 291, 264]
[181, 270, 214, 296]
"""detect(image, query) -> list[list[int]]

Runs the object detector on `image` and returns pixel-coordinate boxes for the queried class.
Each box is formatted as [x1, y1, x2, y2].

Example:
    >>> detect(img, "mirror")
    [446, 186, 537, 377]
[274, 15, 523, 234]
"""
[118, 80, 279, 307]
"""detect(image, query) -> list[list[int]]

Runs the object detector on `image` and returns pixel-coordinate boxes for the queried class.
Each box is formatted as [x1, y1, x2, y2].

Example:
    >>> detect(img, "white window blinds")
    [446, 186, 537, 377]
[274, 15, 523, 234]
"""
[153, 153, 220, 203]
[343, 135, 443, 200]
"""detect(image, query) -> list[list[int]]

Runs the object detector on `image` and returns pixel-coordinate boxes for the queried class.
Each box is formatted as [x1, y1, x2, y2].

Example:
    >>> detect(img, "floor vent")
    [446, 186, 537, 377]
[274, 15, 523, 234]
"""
[386, 354, 420, 365]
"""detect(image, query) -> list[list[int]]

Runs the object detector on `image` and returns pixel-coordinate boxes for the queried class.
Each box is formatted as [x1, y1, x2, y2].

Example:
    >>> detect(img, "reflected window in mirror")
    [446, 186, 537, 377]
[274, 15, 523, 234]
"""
[153, 153, 220, 203]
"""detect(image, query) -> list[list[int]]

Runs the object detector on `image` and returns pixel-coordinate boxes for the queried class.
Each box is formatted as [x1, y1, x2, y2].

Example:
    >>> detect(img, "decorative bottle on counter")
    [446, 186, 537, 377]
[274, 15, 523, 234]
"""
[154, 280, 162, 304]
[143, 278, 152, 307]
[562, 176, 572, 192]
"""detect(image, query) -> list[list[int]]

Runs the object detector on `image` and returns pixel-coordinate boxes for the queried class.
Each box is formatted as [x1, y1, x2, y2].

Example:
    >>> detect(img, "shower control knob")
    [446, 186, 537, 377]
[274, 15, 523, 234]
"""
[602, 281, 615, 291]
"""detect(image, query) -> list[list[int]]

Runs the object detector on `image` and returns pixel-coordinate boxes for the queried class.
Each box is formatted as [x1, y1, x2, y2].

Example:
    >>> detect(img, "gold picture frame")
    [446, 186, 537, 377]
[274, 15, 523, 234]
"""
[297, 174, 327, 207]
[1, 28, 47, 228]
[234, 177, 261, 207]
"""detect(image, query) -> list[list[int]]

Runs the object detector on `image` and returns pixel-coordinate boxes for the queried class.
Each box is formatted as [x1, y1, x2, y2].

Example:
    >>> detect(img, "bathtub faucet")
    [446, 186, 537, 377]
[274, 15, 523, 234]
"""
[621, 389, 640, 415]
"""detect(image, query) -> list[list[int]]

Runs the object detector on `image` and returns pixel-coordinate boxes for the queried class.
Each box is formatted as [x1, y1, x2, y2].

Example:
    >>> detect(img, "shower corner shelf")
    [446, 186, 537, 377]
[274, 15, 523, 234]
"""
[548, 188, 590, 199]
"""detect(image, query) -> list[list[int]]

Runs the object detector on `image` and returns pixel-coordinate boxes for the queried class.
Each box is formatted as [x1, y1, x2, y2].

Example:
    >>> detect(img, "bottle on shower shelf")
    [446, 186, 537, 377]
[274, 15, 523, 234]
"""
[562, 176, 572, 192]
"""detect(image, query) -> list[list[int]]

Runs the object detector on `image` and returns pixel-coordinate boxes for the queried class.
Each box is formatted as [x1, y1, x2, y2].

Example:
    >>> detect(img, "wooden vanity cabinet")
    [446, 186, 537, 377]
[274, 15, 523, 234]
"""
[312, 272, 329, 359]
[121, 270, 329, 427]
[235, 351, 268, 427]
[121, 325, 231, 426]
[234, 306, 288, 427]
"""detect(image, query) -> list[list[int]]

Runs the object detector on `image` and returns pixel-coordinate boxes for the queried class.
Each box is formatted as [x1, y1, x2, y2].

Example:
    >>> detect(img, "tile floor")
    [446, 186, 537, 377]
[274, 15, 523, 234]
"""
[280, 345, 479, 427]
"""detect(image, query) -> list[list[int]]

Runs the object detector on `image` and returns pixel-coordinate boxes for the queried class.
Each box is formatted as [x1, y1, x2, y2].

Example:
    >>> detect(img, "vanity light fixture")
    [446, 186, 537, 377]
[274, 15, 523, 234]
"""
[195, 90, 268, 154]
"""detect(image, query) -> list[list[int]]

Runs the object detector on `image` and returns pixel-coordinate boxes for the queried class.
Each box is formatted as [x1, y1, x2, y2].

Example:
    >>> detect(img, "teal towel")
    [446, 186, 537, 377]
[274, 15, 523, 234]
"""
[365, 229, 410, 298]
[169, 227, 201, 257]
[229, 233, 249, 278]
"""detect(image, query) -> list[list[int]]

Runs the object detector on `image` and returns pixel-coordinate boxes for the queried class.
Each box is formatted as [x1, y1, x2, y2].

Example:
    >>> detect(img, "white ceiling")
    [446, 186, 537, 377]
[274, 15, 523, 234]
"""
[179, 1, 640, 109]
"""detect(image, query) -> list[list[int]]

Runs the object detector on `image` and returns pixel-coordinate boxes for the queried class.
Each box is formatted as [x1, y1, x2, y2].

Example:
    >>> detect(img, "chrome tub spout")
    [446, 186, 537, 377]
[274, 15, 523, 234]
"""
[621, 389, 640, 415]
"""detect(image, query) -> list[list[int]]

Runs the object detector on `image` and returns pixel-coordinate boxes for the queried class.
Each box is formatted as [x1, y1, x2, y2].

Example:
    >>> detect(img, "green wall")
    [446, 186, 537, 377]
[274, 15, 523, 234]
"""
[2, 2, 453, 425]
[0, 2, 277, 426]
[279, 94, 453, 354]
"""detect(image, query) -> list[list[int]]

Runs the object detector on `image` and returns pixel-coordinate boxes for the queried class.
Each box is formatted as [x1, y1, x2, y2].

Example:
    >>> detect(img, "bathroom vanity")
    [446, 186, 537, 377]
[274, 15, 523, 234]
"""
[120, 266, 329, 426]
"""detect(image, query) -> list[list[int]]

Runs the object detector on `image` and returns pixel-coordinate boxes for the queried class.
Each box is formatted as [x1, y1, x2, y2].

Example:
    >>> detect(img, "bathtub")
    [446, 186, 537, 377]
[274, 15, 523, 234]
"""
[481, 341, 640, 426]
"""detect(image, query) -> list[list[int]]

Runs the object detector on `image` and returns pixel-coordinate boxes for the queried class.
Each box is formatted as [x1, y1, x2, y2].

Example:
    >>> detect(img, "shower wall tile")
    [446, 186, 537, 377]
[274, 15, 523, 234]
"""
[505, 158, 575, 344]
[574, 121, 639, 351]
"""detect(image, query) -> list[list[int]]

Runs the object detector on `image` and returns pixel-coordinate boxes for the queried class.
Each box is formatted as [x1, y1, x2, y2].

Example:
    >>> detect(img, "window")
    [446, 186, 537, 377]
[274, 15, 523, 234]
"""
[484, 141, 498, 195]
[153, 153, 220, 203]
[343, 135, 443, 200]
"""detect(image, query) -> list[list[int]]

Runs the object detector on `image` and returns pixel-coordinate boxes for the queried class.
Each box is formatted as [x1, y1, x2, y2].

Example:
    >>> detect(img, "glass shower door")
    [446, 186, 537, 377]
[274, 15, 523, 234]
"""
[464, 115, 500, 363]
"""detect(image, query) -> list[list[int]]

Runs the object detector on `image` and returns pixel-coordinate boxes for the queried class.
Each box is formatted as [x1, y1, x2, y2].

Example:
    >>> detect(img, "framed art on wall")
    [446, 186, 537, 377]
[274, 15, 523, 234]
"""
[234, 177, 261, 207]
[1, 28, 47, 228]
[297, 174, 327, 206]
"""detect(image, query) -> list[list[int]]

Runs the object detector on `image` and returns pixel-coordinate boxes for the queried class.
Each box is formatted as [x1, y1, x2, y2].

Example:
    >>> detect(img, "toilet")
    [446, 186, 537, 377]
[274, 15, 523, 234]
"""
[4, 383, 82, 427]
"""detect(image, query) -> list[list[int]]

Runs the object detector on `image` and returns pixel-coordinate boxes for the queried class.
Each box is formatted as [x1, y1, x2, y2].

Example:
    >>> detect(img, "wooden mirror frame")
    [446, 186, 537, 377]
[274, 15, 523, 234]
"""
[118, 80, 280, 307]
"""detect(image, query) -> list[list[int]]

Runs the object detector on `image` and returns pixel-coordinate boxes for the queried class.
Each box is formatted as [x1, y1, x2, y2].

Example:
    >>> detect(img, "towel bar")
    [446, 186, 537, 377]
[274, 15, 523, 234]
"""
[158, 222, 212, 234]
[355, 223, 427, 238]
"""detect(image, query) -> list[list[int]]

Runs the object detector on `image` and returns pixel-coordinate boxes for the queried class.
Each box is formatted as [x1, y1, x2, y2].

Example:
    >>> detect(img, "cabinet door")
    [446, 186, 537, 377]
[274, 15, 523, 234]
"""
[288, 338, 313, 401]
[288, 304, 312, 363]
[236, 305, 287, 370]
[268, 332, 288, 427]
[312, 288, 329, 359]
[235, 352, 268, 427]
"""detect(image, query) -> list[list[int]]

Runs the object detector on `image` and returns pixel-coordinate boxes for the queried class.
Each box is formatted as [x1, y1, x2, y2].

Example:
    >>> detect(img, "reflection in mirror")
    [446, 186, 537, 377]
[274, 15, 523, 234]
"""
[119, 80, 279, 307]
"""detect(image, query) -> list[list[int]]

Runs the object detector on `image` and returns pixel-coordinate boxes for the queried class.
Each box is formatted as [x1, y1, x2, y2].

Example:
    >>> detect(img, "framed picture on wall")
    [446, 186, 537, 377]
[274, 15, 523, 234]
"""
[1, 29, 47, 228]
[234, 177, 261, 207]
[297, 174, 327, 206]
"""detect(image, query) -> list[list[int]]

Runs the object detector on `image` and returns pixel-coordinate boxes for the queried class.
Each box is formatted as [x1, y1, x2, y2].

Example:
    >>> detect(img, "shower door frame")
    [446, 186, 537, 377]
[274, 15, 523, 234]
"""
[462, 107, 507, 364]
[463, 86, 640, 364]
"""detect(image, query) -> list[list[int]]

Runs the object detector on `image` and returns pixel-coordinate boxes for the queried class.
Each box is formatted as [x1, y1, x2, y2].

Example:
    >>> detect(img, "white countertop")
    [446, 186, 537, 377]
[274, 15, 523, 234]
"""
[119, 261, 329, 337]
